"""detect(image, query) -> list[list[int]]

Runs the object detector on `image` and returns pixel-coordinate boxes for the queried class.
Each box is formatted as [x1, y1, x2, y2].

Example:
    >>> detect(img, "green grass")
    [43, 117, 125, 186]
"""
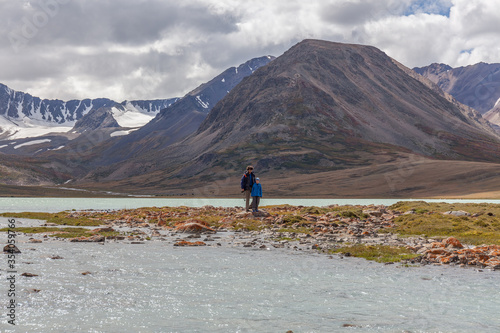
[330, 244, 419, 263]
[389, 201, 500, 215]
[386, 202, 500, 245]
[0, 212, 102, 226]
[282, 215, 307, 225]
[0, 227, 92, 238]
[231, 219, 265, 231]
[272, 237, 300, 242]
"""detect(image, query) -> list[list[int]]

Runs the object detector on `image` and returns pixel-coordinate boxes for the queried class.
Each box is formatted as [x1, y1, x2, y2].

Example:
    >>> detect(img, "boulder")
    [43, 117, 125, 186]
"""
[69, 235, 105, 242]
[363, 210, 384, 217]
[3, 244, 21, 253]
[236, 211, 254, 218]
[91, 227, 115, 233]
[443, 211, 470, 217]
[484, 258, 500, 269]
[174, 240, 207, 247]
[443, 237, 464, 249]
[175, 220, 215, 234]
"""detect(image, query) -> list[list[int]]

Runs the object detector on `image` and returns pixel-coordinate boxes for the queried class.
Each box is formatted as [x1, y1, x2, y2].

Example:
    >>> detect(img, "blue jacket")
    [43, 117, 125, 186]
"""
[240, 171, 256, 190]
[251, 183, 262, 197]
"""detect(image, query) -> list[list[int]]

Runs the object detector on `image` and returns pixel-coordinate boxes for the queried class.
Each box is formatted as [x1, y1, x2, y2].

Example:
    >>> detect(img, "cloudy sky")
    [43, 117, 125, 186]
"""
[1, 0, 499, 102]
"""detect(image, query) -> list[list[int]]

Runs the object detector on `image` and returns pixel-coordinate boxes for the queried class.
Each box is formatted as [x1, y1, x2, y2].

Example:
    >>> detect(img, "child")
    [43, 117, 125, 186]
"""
[250, 178, 263, 212]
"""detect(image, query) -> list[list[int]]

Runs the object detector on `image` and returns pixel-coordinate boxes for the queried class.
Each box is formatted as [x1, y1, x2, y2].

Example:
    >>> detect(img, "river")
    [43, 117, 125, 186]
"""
[1, 198, 499, 332]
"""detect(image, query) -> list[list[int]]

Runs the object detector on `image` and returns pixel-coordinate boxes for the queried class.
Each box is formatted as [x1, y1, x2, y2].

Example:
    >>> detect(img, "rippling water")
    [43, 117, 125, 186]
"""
[2, 240, 500, 332]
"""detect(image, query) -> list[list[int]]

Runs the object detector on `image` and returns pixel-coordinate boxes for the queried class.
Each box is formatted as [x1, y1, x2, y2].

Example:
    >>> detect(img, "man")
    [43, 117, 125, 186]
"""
[240, 165, 256, 212]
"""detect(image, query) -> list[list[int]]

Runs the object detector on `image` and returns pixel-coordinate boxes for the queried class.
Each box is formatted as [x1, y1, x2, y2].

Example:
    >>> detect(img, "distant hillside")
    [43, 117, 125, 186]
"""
[414, 62, 500, 114]
[78, 39, 500, 194]
[79, 55, 275, 166]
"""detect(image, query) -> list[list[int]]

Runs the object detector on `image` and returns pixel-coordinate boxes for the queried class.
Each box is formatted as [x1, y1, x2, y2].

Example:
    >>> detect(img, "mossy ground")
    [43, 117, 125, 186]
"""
[329, 244, 420, 263]
[3, 202, 500, 258]
[0, 212, 102, 226]
[387, 201, 500, 245]
[0, 227, 95, 238]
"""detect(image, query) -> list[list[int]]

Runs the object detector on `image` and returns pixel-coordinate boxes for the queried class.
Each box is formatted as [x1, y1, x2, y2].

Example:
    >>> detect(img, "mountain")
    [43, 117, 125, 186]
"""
[0, 55, 275, 185]
[483, 100, 500, 128]
[414, 62, 500, 114]
[0, 82, 178, 139]
[77, 39, 500, 195]
[80, 55, 275, 165]
[73, 107, 120, 133]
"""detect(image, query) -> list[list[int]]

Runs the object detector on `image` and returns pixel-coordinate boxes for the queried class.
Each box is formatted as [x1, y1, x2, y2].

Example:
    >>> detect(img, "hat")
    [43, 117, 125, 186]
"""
[256, 178, 260, 180]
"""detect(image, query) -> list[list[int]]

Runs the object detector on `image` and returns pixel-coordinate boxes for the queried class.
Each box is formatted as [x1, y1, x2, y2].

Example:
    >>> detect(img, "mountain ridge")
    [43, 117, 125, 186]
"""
[0, 82, 179, 139]
[78, 39, 500, 192]
[414, 62, 500, 114]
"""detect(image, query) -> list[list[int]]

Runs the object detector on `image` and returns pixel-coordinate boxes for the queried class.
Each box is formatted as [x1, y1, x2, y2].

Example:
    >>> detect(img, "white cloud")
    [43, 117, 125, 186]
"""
[0, 0, 499, 101]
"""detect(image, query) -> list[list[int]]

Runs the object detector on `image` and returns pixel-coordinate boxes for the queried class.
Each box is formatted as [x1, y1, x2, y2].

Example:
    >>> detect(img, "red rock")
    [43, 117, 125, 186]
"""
[431, 242, 444, 248]
[91, 227, 115, 233]
[439, 256, 451, 264]
[174, 240, 207, 247]
[175, 221, 215, 234]
[427, 248, 448, 255]
[484, 258, 500, 268]
[477, 254, 490, 263]
[443, 237, 463, 249]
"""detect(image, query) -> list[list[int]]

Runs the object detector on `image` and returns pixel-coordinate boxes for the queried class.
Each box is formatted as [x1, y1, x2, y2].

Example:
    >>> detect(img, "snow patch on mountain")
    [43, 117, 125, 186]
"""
[14, 139, 51, 149]
[111, 105, 156, 128]
[195, 95, 209, 109]
[110, 129, 139, 137]
[0, 83, 179, 139]
[0, 115, 73, 139]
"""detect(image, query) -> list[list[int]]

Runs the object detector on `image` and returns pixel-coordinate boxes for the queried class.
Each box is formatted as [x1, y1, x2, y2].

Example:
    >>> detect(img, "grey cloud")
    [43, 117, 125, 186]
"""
[2, 0, 239, 49]
[1, 0, 499, 102]
[320, 0, 410, 26]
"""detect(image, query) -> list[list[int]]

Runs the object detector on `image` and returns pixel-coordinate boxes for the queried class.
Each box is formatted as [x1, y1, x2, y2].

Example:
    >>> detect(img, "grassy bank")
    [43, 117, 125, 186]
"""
[329, 244, 419, 263]
[0, 212, 102, 226]
[387, 201, 500, 245]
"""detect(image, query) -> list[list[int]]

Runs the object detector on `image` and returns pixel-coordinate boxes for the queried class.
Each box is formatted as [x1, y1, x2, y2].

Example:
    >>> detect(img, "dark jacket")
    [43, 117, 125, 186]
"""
[240, 171, 256, 190]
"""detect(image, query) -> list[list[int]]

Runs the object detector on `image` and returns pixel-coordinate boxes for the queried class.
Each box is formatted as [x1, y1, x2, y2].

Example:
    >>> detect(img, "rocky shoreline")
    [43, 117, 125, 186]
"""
[4, 204, 500, 270]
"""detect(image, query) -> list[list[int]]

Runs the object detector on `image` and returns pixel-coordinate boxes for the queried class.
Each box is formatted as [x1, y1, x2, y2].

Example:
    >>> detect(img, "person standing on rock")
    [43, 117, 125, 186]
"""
[251, 178, 263, 212]
[240, 165, 256, 212]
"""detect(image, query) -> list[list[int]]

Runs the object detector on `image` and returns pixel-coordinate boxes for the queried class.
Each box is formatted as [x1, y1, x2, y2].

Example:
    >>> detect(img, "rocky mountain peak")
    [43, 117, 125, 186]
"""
[73, 107, 120, 133]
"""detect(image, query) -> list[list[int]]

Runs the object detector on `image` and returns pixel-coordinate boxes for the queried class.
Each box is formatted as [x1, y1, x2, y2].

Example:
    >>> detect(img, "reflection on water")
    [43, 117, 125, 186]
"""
[1, 241, 499, 332]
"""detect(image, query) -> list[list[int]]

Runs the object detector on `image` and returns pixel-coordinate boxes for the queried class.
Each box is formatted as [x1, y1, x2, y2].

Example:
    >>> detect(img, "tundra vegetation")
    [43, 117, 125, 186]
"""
[1, 201, 500, 267]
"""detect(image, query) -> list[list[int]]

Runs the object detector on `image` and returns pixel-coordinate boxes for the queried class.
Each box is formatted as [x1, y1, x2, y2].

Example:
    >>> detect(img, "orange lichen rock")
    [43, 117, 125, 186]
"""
[174, 240, 207, 247]
[443, 237, 463, 249]
[175, 219, 215, 233]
